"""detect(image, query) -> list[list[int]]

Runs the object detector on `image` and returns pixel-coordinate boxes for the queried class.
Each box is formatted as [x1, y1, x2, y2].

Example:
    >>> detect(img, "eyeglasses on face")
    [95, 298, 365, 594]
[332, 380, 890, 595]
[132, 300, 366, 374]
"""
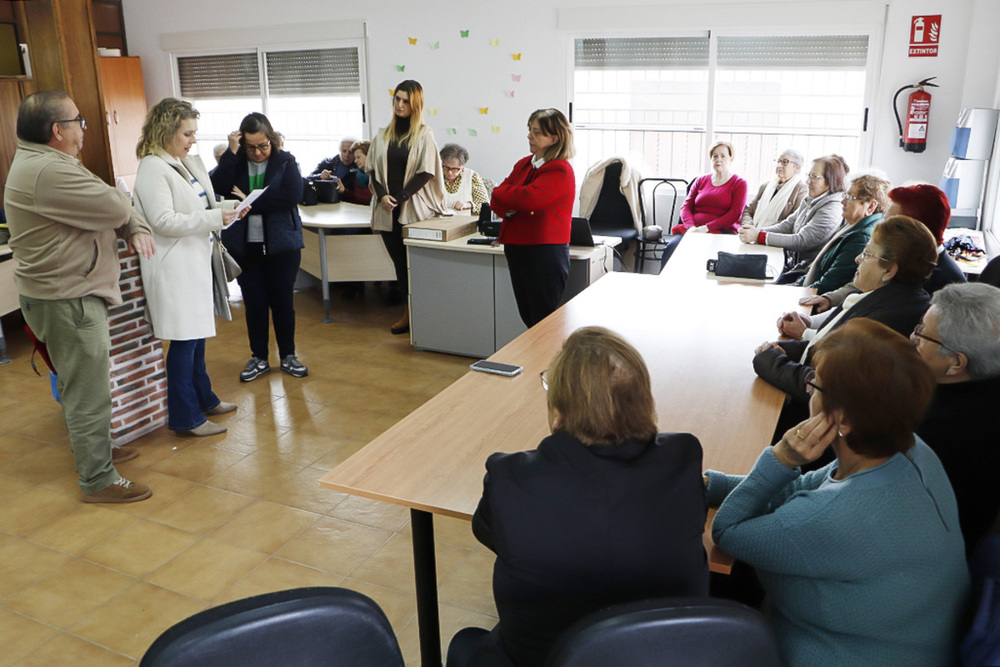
[539, 370, 549, 391]
[245, 141, 271, 153]
[775, 159, 795, 166]
[859, 246, 887, 262]
[805, 379, 824, 396]
[910, 323, 948, 349]
[807, 173, 825, 181]
[844, 194, 869, 202]
[443, 166, 464, 174]
[56, 115, 87, 131]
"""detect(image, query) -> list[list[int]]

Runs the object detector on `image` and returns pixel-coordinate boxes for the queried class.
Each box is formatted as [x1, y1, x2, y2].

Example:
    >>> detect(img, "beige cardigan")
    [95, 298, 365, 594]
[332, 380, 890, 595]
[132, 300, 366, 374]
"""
[578, 157, 643, 232]
[367, 125, 448, 232]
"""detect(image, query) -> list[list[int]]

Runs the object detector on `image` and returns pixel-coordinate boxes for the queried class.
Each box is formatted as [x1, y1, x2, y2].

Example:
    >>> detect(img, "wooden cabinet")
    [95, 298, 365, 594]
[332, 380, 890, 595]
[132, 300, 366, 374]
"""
[98, 56, 145, 190]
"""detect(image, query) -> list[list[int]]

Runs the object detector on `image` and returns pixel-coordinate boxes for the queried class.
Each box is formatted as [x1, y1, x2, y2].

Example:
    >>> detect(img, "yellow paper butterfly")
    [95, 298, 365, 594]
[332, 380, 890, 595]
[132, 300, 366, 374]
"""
[408, 37, 417, 45]
[490, 39, 500, 46]
[478, 107, 489, 114]
[512, 53, 521, 61]
[428, 108, 439, 116]
[492, 126, 501, 133]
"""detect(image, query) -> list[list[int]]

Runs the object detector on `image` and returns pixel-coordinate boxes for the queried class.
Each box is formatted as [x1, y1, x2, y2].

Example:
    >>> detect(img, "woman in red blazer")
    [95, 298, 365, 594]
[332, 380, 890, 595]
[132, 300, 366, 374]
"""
[491, 109, 576, 327]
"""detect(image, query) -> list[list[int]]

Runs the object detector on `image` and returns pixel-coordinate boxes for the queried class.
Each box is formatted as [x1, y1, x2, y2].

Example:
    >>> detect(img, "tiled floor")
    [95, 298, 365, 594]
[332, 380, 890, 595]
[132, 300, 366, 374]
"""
[0, 281, 498, 665]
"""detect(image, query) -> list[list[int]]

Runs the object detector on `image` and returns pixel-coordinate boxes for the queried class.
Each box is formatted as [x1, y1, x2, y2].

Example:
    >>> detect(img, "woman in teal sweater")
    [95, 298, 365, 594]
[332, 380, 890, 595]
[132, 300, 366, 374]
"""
[796, 174, 890, 294]
[708, 318, 969, 667]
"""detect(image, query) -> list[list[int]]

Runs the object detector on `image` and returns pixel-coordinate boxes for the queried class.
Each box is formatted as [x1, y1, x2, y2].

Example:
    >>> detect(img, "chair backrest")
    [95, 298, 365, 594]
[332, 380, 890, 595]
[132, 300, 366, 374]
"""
[140, 587, 404, 667]
[590, 161, 638, 239]
[545, 597, 782, 667]
[637, 177, 690, 230]
[978, 255, 1000, 287]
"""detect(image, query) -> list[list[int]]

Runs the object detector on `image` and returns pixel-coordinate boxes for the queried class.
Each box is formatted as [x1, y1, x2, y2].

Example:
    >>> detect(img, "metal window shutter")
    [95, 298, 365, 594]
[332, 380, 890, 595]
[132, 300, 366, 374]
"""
[265, 48, 360, 95]
[574, 37, 710, 69]
[178, 53, 260, 98]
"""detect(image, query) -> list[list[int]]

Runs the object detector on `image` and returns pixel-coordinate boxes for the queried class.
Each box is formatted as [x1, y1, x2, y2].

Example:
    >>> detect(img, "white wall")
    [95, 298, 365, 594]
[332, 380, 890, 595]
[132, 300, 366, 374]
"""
[124, 0, 1000, 192]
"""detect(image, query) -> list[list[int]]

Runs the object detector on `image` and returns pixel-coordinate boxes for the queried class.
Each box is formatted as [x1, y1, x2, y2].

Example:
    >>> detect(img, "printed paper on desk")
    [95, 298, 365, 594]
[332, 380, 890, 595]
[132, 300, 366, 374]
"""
[231, 187, 268, 223]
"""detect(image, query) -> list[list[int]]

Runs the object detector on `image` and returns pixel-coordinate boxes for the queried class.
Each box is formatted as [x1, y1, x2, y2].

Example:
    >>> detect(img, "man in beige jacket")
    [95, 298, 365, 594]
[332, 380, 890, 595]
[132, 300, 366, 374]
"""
[4, 90, 156, 503]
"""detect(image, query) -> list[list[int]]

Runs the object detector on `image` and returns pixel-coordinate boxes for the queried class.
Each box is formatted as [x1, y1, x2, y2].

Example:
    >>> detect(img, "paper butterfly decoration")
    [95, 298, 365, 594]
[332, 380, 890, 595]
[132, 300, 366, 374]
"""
[468, 129, 478, 137]
[511, 74, 522, 82]
[428, 108, 439, 116]
[408, 37, 417, 45]
[490, 39, 500, 46]
[505, 90, 515, 98]
[478, 107, 489, 114]
[396, 65, 405, 72]
[429, 42, 440, 50]
[388, 89, 395, 96]
[460, 30, 470, 38]
[447, 128, 458, 135]
[512, 53, 522, 61]
[492, 126, 501, 133]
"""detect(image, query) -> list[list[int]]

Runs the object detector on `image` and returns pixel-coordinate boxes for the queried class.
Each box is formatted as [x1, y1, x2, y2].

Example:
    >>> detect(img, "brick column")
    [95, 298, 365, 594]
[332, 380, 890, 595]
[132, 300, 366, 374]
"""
[107, 241, 167, 446]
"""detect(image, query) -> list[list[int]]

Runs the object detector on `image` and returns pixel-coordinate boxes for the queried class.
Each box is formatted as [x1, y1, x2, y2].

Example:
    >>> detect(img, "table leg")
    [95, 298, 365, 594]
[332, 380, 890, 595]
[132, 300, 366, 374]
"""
[411, 508, 442, 667]
[317, 227, 333, 323]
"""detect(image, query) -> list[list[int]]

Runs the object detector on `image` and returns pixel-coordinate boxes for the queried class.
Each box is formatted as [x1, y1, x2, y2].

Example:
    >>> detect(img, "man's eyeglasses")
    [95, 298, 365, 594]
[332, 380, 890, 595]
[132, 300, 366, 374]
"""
[539, 371, 549, 391]
[245, 141, 271, 154]
[56, 115, 87, 131]
[910, 323, 949, 350]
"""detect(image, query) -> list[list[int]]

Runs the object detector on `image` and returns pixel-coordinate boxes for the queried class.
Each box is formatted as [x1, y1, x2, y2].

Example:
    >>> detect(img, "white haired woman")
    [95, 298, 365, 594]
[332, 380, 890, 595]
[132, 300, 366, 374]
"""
[740, 149, 808, 229]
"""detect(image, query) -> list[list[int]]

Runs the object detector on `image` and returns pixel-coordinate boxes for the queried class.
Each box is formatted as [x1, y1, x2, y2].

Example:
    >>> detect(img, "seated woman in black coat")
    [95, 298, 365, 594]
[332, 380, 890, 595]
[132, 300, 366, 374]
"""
[913, 282, 1000, 555]
[447, 326, 709, 667]
[754, 215, 937, 404]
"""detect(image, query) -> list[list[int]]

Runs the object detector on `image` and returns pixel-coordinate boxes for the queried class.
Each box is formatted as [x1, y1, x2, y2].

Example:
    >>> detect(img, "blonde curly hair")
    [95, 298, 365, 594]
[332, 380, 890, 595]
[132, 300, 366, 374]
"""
[136, 98, 199, 159]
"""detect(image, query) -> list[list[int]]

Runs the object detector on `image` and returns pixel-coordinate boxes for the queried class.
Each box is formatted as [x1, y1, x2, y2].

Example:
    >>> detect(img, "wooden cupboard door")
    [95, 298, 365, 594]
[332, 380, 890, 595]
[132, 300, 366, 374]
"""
[99, 56, 145, 184]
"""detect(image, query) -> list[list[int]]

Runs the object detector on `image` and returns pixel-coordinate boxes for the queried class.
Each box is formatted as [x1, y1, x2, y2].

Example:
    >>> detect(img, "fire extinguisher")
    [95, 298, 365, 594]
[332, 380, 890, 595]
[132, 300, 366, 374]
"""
[893, 77, 939, 153]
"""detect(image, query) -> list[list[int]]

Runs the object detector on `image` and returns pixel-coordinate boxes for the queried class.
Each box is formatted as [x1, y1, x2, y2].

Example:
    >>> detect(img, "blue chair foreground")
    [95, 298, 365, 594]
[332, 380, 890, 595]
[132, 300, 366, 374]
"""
[140, 587, 404, 667]
[545, 597, 781, 667]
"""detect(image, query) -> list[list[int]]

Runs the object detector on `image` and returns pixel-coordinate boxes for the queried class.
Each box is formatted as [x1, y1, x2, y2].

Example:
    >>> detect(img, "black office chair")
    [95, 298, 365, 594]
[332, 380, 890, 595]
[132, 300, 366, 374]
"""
[633, 177, 690, 274]
[586, 160, 640, 253]
[140, 587, 404, 667]
[978, 255, 1000, 287]
[545, 597, 782, 667]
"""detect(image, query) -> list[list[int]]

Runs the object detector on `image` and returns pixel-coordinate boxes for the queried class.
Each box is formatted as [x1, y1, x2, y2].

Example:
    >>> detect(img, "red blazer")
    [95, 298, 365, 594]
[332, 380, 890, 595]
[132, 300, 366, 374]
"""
[492, 156, 575, 245]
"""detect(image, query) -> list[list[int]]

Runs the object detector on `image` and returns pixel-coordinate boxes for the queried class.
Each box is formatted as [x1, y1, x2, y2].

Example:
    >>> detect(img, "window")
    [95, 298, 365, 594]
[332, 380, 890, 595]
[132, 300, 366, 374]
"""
[572, 34, 871, 190]
[174, 45, 365, 173]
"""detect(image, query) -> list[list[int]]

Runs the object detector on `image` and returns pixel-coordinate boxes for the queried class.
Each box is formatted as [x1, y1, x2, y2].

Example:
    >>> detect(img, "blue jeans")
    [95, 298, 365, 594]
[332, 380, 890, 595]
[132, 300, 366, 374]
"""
[166, 338, 220, 431]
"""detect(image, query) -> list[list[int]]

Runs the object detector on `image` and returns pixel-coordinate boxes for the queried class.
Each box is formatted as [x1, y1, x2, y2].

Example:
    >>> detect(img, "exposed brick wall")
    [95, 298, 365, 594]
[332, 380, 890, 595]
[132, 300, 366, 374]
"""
[107, 241, 167, 445]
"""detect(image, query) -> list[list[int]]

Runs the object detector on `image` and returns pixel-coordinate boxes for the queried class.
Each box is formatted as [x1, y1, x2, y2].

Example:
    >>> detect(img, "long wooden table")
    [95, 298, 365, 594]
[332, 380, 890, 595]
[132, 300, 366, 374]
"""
[659, 232, 788, 282]
[320, 264, 810, 665]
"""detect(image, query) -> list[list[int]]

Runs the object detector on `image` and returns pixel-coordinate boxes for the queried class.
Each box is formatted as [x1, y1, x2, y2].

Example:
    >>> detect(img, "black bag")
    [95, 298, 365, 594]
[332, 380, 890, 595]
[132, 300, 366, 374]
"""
[708, 251, 767, 279]
[313, 179, 340, 204]
[300, 178, 318, 206]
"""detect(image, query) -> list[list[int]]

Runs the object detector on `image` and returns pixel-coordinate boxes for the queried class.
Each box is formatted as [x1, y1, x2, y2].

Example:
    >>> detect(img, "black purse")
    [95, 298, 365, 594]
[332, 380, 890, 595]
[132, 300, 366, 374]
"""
[708, 251, 768, 279]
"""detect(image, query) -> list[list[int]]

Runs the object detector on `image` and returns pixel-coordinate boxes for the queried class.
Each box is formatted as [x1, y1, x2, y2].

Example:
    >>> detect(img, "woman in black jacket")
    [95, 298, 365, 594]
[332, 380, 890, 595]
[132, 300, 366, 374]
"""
[211, 112, 307, 381]
[447, 326, 709, 667]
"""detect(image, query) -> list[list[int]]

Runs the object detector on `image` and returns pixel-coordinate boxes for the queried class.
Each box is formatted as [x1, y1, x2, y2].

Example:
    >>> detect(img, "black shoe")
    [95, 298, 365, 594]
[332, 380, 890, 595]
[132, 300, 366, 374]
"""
[280, 355, 308, 378]
[390, 324, 410, 335]
[240, 357, 271, 382]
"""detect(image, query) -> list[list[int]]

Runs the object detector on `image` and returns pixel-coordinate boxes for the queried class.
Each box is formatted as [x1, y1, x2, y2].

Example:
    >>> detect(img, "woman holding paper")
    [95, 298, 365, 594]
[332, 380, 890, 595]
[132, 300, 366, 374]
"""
[211, 112, 307, 382]
[134, 98, 242, 436]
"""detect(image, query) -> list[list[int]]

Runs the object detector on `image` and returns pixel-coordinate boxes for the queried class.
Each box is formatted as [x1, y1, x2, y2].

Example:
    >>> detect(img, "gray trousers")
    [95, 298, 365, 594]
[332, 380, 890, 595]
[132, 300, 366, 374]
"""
[20, 295, 118, 494]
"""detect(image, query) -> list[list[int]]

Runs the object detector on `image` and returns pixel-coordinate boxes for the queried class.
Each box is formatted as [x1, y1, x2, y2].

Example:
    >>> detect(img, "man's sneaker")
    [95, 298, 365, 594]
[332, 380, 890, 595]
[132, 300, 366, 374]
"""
[280, 355, 308, 378]
[111, 445, 139, 464]
[240, 357, 270, 382]
[82, 477, 152, 504]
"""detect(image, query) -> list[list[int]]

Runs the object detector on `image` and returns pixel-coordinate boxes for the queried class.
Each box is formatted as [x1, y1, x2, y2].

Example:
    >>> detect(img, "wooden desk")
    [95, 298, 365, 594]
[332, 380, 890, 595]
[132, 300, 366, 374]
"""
[298, 202, 395, 322]
[659, 233, 787, 283]
[320, 271, 810, 665]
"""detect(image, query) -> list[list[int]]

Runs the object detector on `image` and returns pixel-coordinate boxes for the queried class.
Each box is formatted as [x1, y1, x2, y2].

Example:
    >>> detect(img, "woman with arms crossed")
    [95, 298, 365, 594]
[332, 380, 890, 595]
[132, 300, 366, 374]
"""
[134, 98, 242, 436]
[491, 109, 575, 328]
[368, 80, 448, 334]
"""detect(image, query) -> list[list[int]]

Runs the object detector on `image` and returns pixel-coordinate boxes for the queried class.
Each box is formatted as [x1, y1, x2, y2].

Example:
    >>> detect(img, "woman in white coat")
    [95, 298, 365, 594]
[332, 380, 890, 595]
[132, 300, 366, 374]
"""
[134, 98, 243, 436]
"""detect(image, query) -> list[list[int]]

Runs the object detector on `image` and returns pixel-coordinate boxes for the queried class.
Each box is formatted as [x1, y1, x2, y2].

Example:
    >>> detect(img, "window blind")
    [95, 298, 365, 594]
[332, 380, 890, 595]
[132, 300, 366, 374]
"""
[265, 48, 360, 95]
[575, 37, 709, 69]
[177, 53, 260, 98]
[717, 36, 869, 69]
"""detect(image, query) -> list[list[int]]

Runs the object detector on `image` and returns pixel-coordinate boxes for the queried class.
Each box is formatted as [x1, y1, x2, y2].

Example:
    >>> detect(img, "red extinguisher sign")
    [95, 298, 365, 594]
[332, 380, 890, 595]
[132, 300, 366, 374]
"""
[909, 15, 941, 57]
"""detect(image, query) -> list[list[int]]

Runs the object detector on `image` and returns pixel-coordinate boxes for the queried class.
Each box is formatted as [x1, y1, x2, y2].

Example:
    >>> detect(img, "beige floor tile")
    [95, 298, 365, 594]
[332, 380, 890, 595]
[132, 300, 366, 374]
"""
[350, 531, 468, 593]
[327, 495, 410, 532]
[0, 474, 32, 503]
[202, 453, 304, 497]
[4, 559, 136, 629]
[397, 603, 499, 667]
[214, 557, 346, 605]
[0, 443, 74, 486]
[432, 515, 479, 551]
[0, 607, 60, 666]
[266, 429, 350, 467]
[103, 471, 197, 518]
[0, 540, 72, 600]
[310, 438, 369, 471]
[0, 486, 78, 536]
[116, 431, 198, 471]
[5, 411, 70, 444]
[147, 485, 254, 534]
[261, 465, 349, 515]
[146, 538, 267, 601]
[437, 551, 498, 617]
[216, 415, 291, 446]
[149, 444, 247, 483]
[0, 433, 45, 466]
[16, 632, 134, 667]
[27, 504, 136, 556]
[82, 517, 200, 577]
[209, 500, 319, 553]
[276, 516, 392, 574]
[68, 582, 207, 659]
[341, 578, 417, 631]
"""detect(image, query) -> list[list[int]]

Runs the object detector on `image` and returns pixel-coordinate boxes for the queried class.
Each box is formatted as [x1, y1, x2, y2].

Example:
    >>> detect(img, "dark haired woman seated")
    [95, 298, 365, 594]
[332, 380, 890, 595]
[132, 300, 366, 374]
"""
[710, 318, 969, 667]
[447, 326, 709, 667]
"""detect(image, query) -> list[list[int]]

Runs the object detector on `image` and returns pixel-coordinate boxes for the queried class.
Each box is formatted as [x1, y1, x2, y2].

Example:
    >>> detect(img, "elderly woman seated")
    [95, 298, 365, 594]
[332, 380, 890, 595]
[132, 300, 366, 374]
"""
[710, 318, 969, 667]
[440, 143, 489, 214]
[794, 174, 891, 294]
[740, 149, 808, 230]
[446, 326, 709, 667]
[913, 282, 1000, 555]
[739, 155, 847, 283]
[756, 215, 937, 404]
[802, 183, 966, 313]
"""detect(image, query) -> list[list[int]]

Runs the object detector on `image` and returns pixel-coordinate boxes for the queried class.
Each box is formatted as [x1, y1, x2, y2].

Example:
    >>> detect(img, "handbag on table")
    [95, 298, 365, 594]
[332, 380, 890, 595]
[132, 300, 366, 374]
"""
[707, 251, 768, 280]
